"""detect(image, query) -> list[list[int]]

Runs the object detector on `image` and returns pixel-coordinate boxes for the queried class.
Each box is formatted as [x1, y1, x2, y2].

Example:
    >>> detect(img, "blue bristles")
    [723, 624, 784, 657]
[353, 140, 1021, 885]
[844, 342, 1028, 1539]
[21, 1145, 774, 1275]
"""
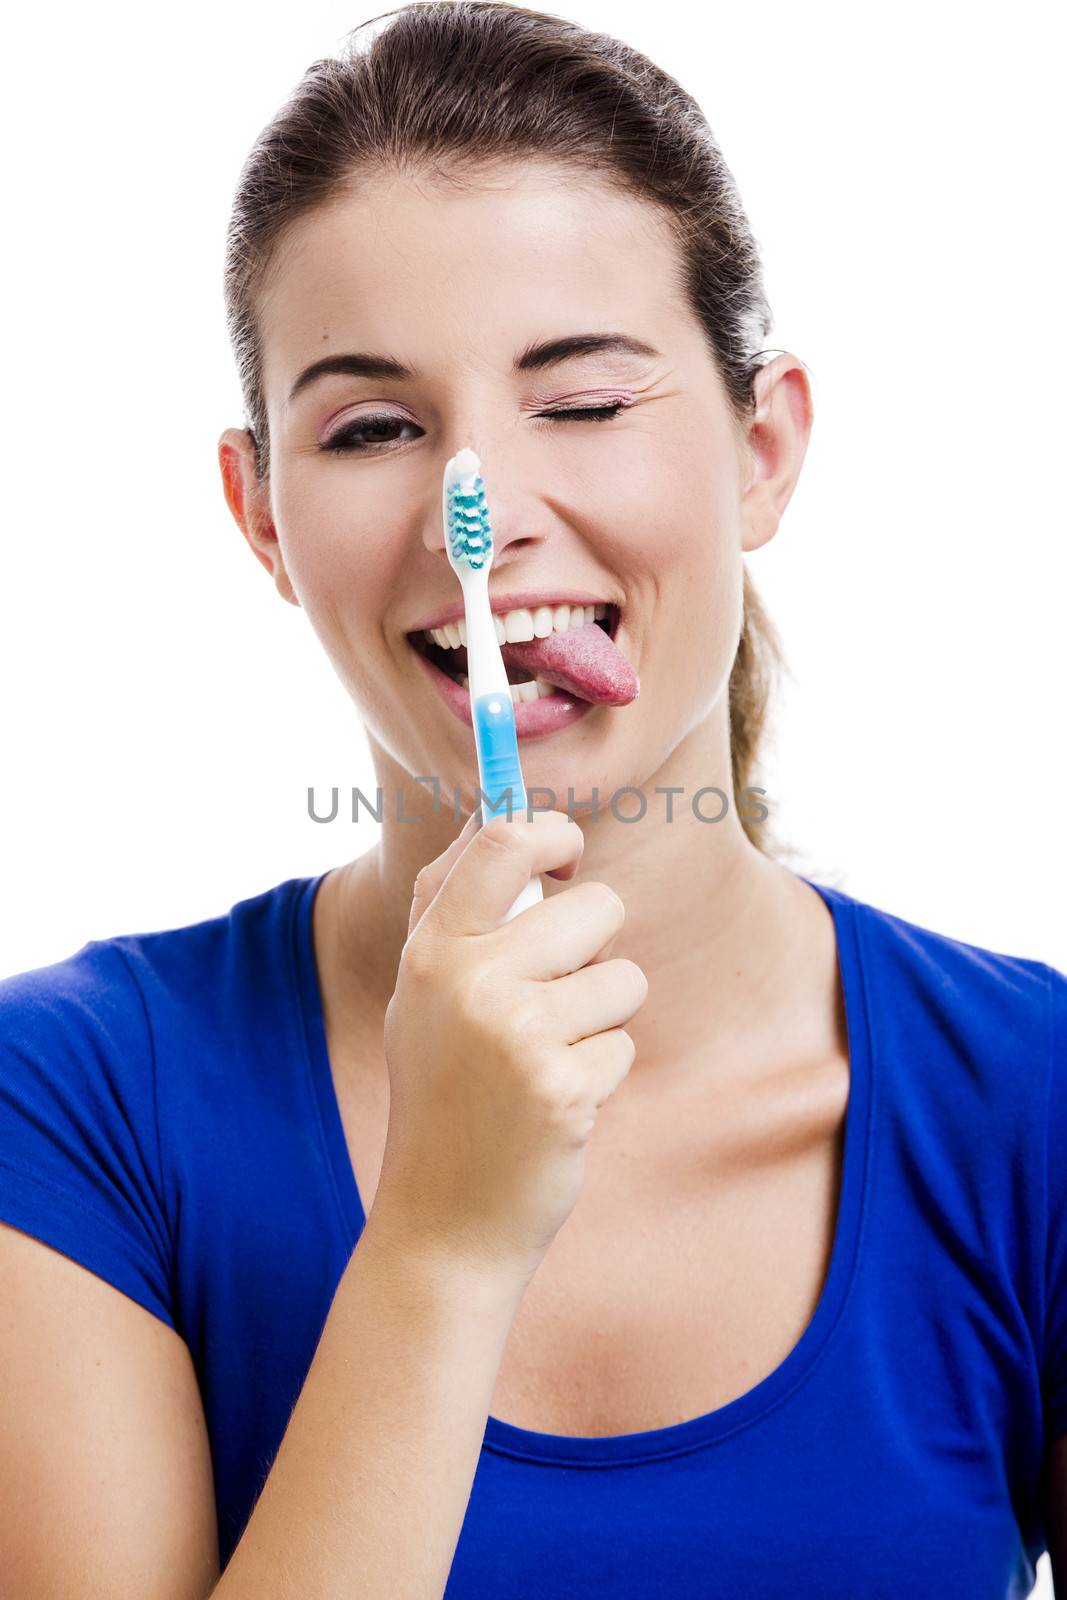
[447, 476, 494, 570]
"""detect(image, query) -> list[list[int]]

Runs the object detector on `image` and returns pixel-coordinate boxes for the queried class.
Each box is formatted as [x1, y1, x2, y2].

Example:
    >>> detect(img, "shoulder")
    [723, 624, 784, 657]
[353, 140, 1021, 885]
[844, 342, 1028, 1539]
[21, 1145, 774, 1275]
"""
[0, 934, 173, 1325]
[0, 936, 156, 1120]
[0, 875, 313, 1330]
[0, 872, 306, 1067]
[817, 878, 1054, 1071]
[841, 882, 1053, 1008]
[1, 868, 316, 1021]
[814, 875, 1056, 1207]
[1041, 957, 1067, 1226]
[0, 870, 323, 1191]
[818, 880, 1066, 1425]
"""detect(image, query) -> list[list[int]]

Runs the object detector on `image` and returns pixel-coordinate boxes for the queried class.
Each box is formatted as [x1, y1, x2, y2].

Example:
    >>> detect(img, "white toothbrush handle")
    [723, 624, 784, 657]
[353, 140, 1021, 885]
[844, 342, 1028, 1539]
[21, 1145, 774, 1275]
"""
[500, 866, 545, 923]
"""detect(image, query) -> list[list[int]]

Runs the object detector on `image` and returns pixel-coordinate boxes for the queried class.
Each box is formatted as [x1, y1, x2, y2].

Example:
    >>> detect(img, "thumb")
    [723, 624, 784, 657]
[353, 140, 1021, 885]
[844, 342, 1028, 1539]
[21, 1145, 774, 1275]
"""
[406, 809, 482, 938]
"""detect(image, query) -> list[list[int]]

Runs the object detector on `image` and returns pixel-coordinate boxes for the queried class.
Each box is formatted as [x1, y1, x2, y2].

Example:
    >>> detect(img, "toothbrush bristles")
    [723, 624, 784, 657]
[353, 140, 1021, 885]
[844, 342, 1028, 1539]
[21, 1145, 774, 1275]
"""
[447, 474, 493, 571]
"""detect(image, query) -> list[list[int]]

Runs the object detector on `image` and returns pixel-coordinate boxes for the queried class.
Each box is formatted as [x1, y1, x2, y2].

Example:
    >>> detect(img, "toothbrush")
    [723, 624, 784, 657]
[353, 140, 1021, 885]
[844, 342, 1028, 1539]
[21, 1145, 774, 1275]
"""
[442, 447, 545, 923]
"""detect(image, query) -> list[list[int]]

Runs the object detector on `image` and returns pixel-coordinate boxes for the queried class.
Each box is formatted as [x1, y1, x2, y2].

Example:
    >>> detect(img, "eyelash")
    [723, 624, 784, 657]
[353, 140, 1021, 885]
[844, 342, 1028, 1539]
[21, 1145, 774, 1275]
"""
[320, 402, 629, 455]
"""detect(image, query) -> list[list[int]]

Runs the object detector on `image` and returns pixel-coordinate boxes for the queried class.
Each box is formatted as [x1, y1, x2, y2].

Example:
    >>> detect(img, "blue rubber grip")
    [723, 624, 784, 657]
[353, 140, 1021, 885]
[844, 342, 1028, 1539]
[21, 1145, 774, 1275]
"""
[473, 691, 528, 818]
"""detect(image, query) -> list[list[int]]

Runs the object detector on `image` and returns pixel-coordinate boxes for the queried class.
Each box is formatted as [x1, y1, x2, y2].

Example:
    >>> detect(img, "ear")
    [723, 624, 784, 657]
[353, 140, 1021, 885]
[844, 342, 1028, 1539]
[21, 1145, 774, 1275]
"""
[739, 353, 814, 554]
[217, 428, 300, 606]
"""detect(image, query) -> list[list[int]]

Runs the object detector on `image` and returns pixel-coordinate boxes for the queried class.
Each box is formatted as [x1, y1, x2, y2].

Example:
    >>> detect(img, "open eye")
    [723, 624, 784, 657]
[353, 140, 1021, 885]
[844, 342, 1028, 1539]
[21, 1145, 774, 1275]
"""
[321, 415, 422, 454]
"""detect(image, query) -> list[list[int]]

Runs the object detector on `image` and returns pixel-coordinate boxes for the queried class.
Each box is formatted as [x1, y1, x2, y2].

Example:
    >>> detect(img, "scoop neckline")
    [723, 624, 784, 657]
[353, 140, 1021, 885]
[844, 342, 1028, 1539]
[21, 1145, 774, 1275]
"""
[291, 868, 874, 1466]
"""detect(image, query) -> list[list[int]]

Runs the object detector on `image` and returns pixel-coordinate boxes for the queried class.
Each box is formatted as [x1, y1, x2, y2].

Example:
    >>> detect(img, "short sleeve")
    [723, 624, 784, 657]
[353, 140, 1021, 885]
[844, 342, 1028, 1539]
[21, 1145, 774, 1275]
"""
[1043, 961, 1067, 1442]
[0, 940, 176, 1331]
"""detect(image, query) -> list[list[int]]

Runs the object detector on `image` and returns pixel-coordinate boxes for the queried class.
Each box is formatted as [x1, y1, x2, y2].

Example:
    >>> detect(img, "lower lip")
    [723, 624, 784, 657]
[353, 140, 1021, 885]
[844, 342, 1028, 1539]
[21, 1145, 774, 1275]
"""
[409, 643, 597, 738]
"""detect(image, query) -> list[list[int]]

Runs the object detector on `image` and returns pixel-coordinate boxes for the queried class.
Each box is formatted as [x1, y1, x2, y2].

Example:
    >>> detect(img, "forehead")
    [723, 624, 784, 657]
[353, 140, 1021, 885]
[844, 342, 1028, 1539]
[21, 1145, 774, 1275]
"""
[258, 162, 692, 405]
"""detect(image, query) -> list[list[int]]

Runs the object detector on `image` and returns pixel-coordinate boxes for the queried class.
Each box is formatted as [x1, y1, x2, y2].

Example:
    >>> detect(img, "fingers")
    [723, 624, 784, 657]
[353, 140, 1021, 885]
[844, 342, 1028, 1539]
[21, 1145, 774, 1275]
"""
[407, 810, 482, 938]
[424, 811, 584, 939]
[489, 879, 626, 981]
[539, 957, 649, 1045]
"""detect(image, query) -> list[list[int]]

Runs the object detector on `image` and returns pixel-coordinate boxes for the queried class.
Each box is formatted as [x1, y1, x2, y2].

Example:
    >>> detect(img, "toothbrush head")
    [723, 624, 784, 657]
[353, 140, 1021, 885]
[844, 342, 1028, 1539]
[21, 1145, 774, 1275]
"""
[444, 448, 494, 575]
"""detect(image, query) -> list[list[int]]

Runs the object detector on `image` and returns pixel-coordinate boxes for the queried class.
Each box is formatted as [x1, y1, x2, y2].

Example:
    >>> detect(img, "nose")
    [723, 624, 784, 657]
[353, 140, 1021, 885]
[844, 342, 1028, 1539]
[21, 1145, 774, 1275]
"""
[423, 445, 547, 569]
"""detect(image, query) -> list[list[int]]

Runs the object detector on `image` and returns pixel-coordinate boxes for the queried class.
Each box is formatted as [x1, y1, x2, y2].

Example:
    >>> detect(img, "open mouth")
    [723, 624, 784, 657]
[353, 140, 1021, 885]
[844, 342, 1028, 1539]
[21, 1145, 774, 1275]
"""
[406, 602, 621, 695]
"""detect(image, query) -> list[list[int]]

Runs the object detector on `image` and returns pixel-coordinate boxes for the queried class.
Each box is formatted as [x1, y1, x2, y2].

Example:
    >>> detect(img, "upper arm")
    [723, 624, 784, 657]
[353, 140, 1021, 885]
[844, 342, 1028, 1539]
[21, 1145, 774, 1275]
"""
[0, 1221, 220, 1600]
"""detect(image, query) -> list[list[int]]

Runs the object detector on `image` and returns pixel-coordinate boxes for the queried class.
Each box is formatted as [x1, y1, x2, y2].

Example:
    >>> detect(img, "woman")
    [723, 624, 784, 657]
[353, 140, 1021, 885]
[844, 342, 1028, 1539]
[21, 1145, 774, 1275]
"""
[1, 4, 1063, 1595]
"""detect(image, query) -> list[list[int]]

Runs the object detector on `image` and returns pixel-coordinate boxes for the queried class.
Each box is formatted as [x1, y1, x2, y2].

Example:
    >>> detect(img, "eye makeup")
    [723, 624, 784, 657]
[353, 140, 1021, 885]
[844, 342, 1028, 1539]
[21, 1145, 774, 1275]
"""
[317, 392, 637, 455]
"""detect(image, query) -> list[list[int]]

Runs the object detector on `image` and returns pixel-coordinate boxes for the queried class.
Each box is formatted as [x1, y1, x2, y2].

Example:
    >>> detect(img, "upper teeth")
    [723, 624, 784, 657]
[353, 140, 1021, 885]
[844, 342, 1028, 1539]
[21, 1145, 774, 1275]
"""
[426, 602, 609, 650]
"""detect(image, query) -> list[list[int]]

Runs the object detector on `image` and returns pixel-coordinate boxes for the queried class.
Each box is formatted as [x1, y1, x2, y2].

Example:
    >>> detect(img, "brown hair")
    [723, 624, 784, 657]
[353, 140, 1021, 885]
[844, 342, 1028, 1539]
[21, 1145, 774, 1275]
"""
[223, 0, 789, 850]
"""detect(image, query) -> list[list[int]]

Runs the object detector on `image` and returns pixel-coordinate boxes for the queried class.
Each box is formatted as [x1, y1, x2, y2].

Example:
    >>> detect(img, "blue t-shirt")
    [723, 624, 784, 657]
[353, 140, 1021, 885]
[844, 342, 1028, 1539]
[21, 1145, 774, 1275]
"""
[0, 871, 1064, 1596]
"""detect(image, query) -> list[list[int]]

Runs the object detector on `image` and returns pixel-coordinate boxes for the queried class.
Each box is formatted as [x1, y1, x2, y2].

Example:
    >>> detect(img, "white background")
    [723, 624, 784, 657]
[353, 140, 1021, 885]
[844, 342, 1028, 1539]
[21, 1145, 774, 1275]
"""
[4, 1, 1064, 976]
[2, 1, 1063, 1587]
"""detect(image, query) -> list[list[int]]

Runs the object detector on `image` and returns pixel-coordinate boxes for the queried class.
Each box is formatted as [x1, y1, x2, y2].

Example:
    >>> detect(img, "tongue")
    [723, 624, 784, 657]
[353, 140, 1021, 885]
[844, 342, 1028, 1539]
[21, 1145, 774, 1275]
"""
[501, 621, 639, 706]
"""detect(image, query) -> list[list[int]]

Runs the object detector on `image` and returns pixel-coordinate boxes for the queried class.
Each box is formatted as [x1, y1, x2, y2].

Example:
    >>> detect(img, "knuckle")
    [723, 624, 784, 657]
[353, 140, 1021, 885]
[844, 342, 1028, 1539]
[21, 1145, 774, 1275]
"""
[399, 940, 435, 988]
[411, 861, 441, 904]
[530, 1057, 575, 1117]
[480, 815, 527, 856]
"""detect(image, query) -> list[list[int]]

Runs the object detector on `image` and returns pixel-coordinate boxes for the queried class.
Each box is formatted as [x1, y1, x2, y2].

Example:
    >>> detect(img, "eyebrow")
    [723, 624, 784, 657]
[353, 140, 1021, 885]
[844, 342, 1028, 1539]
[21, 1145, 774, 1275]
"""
[287, 332, 661, 405]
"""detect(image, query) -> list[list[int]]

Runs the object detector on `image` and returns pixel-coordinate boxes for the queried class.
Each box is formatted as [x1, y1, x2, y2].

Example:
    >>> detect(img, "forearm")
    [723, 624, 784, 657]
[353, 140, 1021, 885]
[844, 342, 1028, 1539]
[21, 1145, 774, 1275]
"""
[211, 1208, 524, 1600]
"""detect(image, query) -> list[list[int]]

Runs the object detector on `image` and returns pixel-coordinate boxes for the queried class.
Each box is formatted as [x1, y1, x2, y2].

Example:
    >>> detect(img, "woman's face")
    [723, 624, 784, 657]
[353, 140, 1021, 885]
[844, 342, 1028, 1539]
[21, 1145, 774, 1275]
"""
[226, 161, 780, 808]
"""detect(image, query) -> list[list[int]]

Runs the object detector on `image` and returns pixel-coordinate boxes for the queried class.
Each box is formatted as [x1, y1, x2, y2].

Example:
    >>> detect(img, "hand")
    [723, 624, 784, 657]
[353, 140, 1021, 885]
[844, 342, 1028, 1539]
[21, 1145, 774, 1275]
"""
[375, 810, 648, 1290]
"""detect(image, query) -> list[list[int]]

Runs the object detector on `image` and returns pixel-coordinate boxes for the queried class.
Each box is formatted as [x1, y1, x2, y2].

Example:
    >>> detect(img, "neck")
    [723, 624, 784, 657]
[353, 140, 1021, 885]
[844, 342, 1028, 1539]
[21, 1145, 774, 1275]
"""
[320, 710, 834, 1101]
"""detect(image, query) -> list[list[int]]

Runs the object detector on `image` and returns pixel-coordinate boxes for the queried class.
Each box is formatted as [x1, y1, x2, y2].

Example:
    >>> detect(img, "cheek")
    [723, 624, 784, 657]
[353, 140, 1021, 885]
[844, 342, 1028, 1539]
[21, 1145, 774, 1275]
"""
[607, 438, 740, 605]
[609, 435, 742, 696]
[271, 468, 400, 626]
[601, 411, 740, 557]
[675, 516, 743, 682]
